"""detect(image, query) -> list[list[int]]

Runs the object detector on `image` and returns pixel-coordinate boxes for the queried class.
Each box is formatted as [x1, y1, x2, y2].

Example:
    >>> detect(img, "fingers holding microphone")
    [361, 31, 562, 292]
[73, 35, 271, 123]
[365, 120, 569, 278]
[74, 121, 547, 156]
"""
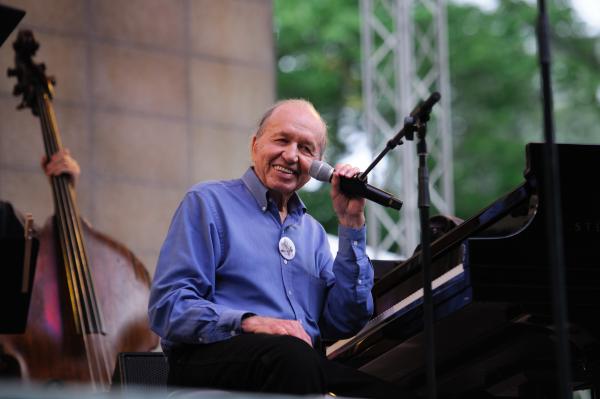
[330, 163, 366, 229]
[309, 160, 403, 212]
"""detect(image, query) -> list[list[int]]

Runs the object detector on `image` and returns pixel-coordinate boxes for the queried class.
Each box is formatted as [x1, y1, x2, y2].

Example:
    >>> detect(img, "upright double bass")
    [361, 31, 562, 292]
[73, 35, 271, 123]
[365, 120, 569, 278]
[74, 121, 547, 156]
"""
[1, 30, 158, 389]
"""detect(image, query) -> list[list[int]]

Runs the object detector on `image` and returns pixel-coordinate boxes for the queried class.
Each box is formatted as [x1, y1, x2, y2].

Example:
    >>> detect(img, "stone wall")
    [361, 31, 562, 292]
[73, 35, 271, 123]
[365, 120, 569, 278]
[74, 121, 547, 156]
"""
[0, 0, 275, 275]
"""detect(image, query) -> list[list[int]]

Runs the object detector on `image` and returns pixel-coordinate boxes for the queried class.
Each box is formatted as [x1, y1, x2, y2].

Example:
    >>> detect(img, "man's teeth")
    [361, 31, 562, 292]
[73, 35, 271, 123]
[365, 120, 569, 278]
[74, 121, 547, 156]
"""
[273, 165, 295, 174]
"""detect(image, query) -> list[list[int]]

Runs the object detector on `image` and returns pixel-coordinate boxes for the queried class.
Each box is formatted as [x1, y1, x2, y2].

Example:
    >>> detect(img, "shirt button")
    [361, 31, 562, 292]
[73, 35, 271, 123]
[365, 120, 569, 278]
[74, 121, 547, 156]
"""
[288, 290, 293, 296]
[283, 259, 288, 264]
[261, 206, 267, 211]
[357, 279, 362, 285]
[230, 330, 236, 336]
[353, 240, 359, 246]
[198, 337, 203, 343]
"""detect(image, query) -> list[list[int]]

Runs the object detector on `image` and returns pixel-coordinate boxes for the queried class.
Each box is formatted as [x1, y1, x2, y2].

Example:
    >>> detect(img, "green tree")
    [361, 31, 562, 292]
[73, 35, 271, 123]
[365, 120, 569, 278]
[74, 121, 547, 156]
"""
[274, 0, 600, 233]
[274, 0, 363, 159]
[448, 0, 600, 217]
[274, 0, 363, 232]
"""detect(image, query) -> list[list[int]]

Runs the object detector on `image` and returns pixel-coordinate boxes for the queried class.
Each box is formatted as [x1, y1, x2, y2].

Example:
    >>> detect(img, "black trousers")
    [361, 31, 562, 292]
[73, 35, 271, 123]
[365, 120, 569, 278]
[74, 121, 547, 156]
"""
[168, 334, 417, 398]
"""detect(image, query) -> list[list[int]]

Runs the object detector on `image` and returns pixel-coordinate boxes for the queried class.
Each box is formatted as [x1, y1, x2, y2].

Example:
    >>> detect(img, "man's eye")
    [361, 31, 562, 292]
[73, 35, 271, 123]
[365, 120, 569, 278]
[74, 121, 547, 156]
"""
[301, 146, 314, 156]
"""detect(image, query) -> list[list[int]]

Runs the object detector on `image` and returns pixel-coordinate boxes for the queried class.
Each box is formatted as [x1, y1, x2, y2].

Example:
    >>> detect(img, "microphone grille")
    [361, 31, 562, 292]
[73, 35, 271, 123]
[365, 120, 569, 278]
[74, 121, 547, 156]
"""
[309, 160, 333, 182]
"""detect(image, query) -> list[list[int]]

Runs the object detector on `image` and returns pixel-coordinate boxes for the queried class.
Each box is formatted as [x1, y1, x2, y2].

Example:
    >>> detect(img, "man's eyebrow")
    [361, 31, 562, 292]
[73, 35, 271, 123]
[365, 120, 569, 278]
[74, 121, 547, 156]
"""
[275, 130, 319, 147]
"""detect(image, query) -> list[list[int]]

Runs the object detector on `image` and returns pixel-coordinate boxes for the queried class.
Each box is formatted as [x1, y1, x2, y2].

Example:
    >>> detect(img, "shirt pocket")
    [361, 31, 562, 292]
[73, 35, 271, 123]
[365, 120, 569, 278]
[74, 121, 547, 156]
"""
[291, 266, 328, 323]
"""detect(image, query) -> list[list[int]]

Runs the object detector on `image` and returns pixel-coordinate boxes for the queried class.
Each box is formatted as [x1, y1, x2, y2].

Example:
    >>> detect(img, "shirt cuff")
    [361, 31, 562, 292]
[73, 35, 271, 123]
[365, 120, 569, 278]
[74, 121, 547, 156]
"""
[337, 224, 367, 259]
[211, 309, 251, 341]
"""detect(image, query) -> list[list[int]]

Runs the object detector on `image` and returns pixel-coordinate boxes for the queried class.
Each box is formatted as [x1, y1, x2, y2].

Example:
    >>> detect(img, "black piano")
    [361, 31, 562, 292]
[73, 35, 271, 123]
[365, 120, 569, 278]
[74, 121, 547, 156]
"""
[327, 143, 600, 398]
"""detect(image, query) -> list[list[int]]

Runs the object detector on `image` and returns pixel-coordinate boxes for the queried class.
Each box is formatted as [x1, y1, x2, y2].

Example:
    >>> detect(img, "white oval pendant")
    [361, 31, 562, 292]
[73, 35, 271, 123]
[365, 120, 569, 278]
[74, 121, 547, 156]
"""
[278, 236, 296, 260]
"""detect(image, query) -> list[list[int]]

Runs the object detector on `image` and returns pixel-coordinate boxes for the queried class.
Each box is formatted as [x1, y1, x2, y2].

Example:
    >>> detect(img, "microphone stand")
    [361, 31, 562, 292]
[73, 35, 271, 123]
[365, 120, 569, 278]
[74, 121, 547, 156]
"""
[361, 93, 440, 399]
[415, 120, 436, 399]
[536, 0, 571, 397]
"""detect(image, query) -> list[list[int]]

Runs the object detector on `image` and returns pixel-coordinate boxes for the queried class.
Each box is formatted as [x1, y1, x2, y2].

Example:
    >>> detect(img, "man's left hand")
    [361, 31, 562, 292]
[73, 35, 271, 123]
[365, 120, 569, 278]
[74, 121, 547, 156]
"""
[330, 163, 366, 229]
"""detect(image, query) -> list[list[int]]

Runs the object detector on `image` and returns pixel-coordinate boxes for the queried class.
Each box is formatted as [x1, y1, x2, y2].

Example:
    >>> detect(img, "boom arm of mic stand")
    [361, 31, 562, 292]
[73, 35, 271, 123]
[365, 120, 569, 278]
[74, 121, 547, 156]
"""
[358, 116, 416, 181]
[358, 92, 440, 182]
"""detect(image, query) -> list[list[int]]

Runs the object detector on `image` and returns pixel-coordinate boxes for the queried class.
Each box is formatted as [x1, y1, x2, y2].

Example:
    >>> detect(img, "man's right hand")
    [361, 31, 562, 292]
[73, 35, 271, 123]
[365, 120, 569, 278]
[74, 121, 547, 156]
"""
[241, 315, 312, 347]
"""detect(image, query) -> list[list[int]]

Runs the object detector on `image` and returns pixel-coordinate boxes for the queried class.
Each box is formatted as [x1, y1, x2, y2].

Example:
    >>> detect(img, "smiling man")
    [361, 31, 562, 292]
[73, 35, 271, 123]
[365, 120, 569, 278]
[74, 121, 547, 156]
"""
[148, 99, 414, 398]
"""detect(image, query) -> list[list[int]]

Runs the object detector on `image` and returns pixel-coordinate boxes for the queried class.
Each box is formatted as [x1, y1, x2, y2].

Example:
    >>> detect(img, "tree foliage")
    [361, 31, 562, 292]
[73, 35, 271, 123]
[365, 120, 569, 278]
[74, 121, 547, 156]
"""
[274, 0, 600, 233]
[274, 0, 363, 232]
[448, 0, 600, 216]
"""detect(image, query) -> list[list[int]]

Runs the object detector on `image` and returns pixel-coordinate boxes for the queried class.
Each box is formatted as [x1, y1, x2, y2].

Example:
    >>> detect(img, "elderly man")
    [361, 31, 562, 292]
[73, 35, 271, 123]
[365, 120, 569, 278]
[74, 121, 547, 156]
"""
[148, 99, 413, 398]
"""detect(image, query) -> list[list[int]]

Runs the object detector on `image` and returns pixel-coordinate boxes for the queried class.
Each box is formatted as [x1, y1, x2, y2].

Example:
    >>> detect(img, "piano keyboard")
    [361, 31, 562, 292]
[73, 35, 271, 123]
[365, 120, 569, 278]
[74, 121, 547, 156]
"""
[327, 263, 465, 357]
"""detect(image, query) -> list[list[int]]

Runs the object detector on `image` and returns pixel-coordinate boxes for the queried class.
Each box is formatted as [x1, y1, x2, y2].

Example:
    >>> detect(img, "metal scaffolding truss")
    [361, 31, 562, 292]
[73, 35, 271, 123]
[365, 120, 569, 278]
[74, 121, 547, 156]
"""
[360, 0, 453, 258]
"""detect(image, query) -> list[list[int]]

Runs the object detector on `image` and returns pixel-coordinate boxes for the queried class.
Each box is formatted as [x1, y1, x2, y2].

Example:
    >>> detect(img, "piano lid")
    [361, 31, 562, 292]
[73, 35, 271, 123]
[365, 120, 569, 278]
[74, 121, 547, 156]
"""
[327, 143, 600, 397]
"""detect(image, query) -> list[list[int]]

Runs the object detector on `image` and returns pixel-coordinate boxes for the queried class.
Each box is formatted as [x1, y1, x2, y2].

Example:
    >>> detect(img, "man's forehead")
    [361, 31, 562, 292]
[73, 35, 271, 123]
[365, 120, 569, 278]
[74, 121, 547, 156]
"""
[270, 103, 324, 132]
[271, 101, 318, 119]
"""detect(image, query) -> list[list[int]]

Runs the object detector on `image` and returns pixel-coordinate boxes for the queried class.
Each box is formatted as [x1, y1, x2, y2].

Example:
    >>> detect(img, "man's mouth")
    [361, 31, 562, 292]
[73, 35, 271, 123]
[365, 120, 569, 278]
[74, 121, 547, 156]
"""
[273, 165, 298, 175]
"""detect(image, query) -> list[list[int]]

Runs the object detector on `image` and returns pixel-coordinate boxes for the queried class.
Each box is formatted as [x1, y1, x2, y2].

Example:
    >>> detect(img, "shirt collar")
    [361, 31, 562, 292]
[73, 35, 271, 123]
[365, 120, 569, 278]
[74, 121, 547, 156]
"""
[242, 167, 306, 214]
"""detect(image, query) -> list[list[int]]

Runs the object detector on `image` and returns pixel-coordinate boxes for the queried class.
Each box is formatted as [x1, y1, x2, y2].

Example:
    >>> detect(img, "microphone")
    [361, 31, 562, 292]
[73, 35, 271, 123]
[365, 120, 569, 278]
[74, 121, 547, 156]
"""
[309, 160, 403, 210]
[409, 92, 441, 123]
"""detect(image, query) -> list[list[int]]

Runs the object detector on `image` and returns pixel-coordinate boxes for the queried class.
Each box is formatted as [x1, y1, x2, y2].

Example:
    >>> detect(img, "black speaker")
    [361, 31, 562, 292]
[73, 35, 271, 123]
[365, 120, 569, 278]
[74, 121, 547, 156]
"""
[112, 352, 169, 392]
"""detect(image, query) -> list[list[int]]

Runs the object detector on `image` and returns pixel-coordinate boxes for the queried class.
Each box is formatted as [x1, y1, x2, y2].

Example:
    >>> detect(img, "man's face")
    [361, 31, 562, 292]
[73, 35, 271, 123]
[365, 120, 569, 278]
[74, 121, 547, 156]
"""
[251, 102, 325, 202]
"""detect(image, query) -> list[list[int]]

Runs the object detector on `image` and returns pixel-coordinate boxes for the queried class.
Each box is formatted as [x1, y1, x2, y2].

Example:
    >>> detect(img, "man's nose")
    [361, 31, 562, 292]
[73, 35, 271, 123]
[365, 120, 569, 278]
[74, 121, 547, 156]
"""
[282, 144, 299, 162]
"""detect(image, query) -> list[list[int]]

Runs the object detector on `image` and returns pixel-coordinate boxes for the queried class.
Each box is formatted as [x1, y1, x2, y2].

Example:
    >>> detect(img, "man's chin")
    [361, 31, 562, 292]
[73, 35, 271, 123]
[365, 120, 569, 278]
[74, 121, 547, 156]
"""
[267, 174, 309, 194]
[267, 181, 299, 197]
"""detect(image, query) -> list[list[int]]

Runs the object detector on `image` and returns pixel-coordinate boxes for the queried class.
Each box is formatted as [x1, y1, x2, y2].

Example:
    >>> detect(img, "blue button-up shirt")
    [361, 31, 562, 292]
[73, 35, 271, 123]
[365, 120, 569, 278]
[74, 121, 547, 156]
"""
[148, 168, 374, 353]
